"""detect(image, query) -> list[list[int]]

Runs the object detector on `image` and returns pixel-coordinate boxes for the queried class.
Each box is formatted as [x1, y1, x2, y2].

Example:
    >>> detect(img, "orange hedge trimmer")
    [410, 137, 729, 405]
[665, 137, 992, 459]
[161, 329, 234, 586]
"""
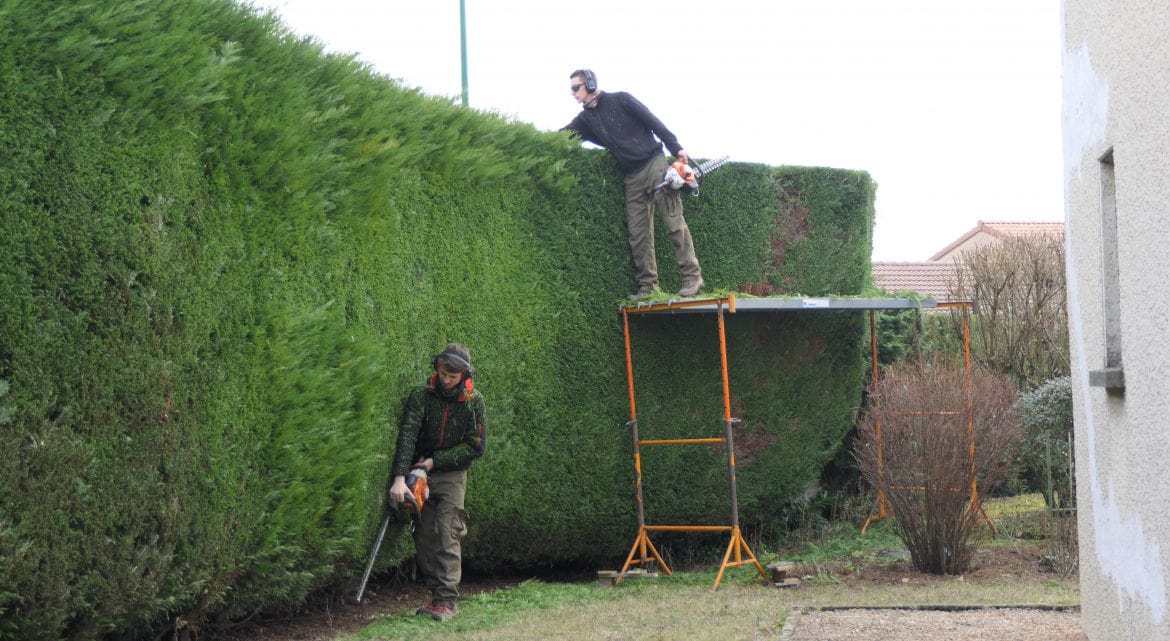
[399, 468, 430, 513]
[653, 155, 730, 196]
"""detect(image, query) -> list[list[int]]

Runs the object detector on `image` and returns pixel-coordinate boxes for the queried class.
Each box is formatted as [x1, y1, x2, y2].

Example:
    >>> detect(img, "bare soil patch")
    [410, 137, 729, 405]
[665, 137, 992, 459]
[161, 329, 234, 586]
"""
[210, 574, 521, 641]
[830, 544, 1060, 587]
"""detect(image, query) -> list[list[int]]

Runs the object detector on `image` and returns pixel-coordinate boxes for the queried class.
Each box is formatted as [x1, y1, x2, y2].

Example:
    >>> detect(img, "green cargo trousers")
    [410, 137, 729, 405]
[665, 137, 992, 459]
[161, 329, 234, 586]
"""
[623, 154, 702, 290]
[415, 470, 468, 603]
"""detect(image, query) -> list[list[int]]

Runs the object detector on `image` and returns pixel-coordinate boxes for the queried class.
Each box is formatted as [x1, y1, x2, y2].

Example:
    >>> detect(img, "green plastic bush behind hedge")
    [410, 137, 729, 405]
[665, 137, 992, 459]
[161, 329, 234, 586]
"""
[0, 1, 874, 638]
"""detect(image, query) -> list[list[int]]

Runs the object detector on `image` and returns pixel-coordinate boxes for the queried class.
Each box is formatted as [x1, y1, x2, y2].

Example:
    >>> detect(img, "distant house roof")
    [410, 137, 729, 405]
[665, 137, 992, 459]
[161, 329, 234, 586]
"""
[872, 262, 967, 303]
[928, 220, 1064, 262]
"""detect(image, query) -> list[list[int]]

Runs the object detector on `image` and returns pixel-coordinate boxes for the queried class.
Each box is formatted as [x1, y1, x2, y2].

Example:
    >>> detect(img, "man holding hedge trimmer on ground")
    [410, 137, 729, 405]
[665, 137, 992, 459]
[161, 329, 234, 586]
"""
[385, 343, 486, 622]
[562, 68, 706, 300]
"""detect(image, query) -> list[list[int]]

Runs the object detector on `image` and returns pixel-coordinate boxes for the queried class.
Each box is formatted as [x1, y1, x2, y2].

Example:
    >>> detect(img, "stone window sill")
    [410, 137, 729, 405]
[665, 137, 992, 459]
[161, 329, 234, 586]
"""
[1089, 367, 1125, 393]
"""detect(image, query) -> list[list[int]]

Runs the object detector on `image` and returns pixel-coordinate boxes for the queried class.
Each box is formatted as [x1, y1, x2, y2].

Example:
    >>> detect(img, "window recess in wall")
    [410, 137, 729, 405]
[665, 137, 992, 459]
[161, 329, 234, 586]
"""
[1090, 147, 1124, 393]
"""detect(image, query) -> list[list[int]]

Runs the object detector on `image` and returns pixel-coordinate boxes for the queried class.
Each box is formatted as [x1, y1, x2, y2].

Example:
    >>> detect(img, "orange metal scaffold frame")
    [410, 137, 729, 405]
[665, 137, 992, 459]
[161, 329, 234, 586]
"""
[616, 294, 768, 590]
[860, 301, 996, 535]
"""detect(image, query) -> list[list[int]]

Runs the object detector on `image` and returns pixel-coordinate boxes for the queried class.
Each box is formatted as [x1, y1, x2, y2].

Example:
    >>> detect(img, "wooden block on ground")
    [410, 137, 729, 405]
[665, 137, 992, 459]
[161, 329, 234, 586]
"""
[596, 570, 617, 588]
[596, 568, 660, 587]
[767, 561, 796, 582]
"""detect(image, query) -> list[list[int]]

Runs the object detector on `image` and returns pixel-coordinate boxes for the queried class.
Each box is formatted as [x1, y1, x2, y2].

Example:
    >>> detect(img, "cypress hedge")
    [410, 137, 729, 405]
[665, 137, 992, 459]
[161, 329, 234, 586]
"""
[0, 1, 874, 638]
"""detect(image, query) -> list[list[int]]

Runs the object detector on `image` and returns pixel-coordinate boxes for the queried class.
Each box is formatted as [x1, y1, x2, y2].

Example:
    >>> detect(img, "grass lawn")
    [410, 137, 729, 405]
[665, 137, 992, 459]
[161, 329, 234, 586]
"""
[341, 494, 1078, 641]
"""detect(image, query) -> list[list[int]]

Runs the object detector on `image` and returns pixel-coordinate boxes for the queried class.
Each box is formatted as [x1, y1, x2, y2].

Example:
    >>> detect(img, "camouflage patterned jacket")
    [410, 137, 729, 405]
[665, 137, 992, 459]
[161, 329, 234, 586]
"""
[391, 377, 486, 479]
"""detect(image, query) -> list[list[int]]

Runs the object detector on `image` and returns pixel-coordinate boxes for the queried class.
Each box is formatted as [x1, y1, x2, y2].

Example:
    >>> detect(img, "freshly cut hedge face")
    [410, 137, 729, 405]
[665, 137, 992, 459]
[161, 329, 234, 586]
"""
[0, 1, 874, 638]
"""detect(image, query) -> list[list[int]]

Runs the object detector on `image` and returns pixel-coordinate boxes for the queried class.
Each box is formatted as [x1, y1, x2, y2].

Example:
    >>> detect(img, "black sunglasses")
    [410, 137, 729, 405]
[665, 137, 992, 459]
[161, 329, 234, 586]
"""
[570, 84, 584, 92]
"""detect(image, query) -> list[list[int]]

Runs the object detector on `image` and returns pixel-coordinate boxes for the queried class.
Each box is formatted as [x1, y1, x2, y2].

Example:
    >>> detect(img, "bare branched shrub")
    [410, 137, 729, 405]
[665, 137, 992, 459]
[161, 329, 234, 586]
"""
[857, 361, 1023, 574]
[1042, 508, 1079, 577]
[948, 234, 1069, 388]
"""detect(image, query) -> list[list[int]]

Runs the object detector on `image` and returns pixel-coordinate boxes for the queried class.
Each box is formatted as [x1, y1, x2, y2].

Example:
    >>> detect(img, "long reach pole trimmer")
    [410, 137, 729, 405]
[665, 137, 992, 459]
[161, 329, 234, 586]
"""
[355, 513, 392, 603]
[355, 469, 429, 603]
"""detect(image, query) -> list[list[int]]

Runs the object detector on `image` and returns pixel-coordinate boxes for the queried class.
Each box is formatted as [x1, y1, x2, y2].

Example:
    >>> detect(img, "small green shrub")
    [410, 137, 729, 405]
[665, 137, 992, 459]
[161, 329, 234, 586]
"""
[860, 292, 966, 375]
[1018, 377, 1075, 509]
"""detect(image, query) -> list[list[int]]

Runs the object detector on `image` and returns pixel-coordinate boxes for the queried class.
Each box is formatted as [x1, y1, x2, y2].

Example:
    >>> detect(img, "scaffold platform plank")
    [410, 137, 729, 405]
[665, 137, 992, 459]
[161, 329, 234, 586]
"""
[621, 294, 938, 315]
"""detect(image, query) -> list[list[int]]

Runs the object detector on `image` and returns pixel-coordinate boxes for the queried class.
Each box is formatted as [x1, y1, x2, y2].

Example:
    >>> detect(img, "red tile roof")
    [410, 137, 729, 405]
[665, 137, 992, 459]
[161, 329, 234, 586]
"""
[980, 221, 1065, 235]
[872, 262, 968, 303]
[928, 220, 1064, 261]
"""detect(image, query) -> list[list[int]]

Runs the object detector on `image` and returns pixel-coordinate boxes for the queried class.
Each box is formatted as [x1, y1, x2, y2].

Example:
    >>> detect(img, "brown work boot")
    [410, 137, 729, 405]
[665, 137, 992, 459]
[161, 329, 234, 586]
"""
[416, 600, 457, 621]
[678, 277, 704, 297]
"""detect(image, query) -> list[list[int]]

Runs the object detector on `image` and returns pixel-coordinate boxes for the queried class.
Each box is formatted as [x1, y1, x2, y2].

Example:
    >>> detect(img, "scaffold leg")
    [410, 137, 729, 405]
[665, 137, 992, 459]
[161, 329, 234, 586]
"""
[711, 527, 767, 590]
[860, 491, 891, 535]
[615, 527, 671, 584]
[977, 500, 997, 536]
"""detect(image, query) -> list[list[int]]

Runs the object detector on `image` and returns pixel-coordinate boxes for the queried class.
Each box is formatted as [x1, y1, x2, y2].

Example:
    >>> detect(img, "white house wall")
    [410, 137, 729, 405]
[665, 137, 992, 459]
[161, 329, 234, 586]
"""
[1062, 2, 1170, 640]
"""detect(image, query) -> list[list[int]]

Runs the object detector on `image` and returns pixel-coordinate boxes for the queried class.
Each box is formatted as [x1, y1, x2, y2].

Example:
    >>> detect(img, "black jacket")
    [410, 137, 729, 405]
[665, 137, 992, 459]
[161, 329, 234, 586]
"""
[563, 91, 682, 175]
[391, 377, 486, 478]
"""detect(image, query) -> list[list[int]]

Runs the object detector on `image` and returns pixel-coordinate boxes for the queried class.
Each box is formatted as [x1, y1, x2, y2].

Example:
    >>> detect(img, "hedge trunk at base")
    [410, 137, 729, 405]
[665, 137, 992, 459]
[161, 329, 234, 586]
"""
[0, 2, 874, 638]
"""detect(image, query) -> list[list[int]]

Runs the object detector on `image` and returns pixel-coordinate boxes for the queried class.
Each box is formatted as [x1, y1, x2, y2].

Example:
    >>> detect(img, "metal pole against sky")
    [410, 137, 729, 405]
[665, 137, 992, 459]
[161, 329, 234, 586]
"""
[459, 0, 468, 106]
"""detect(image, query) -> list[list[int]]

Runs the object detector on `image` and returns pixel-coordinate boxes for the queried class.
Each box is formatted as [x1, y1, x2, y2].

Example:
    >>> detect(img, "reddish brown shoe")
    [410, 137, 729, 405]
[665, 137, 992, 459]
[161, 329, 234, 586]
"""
[416, 600, 457, 621]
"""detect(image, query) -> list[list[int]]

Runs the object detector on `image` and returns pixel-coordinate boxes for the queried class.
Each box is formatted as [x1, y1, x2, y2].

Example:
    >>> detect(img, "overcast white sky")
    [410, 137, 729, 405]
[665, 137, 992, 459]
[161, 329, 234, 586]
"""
[248, 0, 1063, 261]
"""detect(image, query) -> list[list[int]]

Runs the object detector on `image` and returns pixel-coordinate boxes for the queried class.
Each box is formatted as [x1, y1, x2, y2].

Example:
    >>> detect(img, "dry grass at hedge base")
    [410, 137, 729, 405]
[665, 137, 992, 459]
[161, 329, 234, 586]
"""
[331, 542, 1077, 641]
[431, 584, 786, 641]
[215, 495, 1079, 641]
[856, 361, 1023, 575]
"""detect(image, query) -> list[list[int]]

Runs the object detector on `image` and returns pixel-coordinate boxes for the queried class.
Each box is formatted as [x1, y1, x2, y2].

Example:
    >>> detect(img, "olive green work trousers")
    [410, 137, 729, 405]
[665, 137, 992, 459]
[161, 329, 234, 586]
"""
[623, 154, 703, 290]
[414, 469, 468, 603]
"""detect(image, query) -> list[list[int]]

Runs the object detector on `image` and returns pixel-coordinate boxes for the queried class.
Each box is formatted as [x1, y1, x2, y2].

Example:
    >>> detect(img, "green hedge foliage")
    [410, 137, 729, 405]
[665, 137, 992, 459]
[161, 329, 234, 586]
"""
[0, 1, 874, 638]
[862, 292, 967, 376]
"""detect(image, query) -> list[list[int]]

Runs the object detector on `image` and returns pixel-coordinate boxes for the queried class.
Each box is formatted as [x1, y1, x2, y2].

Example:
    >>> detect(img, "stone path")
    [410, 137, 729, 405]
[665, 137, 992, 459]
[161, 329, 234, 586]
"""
[784, 607, 1087, 641]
